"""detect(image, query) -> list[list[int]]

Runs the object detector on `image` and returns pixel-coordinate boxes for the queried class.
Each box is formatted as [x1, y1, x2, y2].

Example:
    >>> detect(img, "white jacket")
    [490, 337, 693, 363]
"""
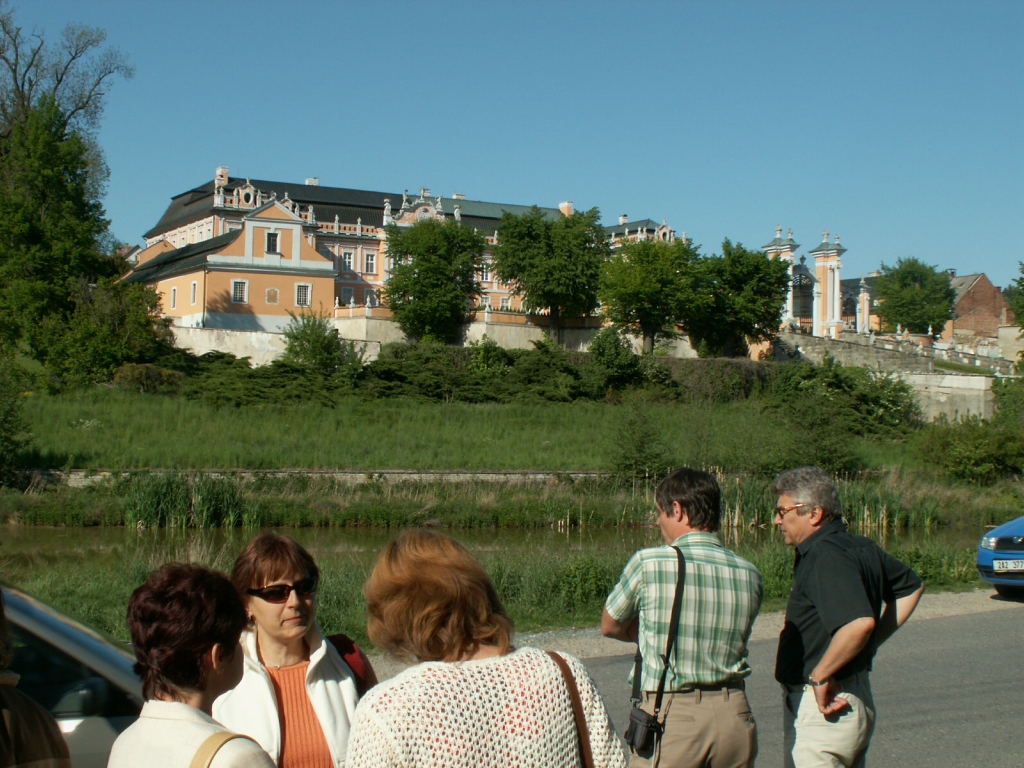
[212, 625, 361, 767]
[108, 700, 275, 768]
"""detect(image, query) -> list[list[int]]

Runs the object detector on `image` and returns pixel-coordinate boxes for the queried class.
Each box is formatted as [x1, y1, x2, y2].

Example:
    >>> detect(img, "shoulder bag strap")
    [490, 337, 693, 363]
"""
[651, 546, 686, 718]
[547, 651, 595, 768]
[189, 732, 251, 768]
[328, 632, 372, 697]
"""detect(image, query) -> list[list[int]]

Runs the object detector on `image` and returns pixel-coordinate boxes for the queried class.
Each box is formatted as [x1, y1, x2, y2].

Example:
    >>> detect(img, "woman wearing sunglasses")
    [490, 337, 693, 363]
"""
[213, 533, 377, 767]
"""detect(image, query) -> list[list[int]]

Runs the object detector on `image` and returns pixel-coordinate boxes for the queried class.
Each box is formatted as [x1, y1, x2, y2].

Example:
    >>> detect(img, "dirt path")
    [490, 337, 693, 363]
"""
[367, 588, 1023, 681]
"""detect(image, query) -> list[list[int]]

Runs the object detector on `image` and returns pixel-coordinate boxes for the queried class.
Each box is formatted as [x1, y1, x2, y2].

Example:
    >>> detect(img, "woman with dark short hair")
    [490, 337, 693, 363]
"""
[107, 564, 274, 768]
[213, 533, 376, 767]
[346, 530, 626, 768]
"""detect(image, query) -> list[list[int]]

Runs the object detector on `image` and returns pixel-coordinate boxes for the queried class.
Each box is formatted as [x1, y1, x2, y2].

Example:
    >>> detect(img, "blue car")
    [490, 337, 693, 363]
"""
[977, 514, 1024, 598]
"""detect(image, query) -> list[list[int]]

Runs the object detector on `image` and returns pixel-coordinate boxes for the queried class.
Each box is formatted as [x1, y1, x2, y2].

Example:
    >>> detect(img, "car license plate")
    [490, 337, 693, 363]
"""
[993, 560, 1024, 572]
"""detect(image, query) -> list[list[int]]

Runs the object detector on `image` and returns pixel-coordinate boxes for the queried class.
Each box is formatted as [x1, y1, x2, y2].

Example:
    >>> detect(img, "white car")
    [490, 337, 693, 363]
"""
[3, 584, 143, 768]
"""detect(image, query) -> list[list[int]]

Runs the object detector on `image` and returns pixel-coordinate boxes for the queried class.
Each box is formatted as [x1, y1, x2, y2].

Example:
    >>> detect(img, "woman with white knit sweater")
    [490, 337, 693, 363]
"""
[346, 530, 627, 768]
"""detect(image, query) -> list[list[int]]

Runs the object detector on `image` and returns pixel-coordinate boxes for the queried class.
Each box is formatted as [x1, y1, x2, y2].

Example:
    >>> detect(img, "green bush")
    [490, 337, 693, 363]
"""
[606, 404, 673, 487]
[664, 358, 774, 404]
[914, 416, 1024, 484]
[0, 364, 31, 486]
[281, 310, 364, 381]
[113, 363, 185, 394]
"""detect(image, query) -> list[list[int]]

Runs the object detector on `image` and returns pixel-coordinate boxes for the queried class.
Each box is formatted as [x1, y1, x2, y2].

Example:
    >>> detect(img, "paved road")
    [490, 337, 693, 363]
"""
[584, 606, 1024, 767]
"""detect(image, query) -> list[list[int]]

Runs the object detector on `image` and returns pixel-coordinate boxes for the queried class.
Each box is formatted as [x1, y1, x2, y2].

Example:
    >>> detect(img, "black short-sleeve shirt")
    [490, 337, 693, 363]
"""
[775, 520, 923, 685]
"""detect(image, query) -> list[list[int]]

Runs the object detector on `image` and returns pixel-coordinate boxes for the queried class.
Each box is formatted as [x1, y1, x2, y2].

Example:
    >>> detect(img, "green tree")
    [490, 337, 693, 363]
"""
[493, 206, 610, 345]
[281, 310, 363, 379]
[683, 239, 790, 357]
[41, 278, 172, 388]
[599, 238, 701, 353]
[873, 257, 955, 334]
[383, 218, 484, 343]
[0, 98, 115, 354]
[1005, 262, 1023, 330]
[0, 361, 30, 486]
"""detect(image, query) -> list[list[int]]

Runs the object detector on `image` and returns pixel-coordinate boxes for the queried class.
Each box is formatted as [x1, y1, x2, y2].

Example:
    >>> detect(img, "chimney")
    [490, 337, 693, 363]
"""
[215, 166, 229, 189]
[452, 192, 466, 200]
[305, 177, 319, 186]
[558, 200, 574, 217]
[946, 268, 956, 278]
[619, 214, 628, 226]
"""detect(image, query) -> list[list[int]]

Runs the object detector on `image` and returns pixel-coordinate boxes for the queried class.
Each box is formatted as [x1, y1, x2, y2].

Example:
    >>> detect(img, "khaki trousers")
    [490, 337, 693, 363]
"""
[782, 673, 876, 768]
[629, 687, 757, 768]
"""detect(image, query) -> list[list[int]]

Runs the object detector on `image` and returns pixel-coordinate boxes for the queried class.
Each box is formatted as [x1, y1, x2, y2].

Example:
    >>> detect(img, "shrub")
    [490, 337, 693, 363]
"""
[663, 358, 773, 404]
[607, 404, 674, 488]
[282, 310, 364, 381]
[113, 363, 185, 394]
[914, 416, 1024, 484]
[0, 364, 31, 486]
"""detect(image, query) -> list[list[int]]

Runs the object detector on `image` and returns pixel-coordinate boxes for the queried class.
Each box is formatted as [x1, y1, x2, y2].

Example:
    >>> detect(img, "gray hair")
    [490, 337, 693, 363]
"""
[771, 466, 843, 524]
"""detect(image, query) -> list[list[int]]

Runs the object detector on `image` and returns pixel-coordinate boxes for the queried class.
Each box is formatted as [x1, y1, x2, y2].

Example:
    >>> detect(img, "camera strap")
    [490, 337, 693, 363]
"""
[630, 546, 686, 717]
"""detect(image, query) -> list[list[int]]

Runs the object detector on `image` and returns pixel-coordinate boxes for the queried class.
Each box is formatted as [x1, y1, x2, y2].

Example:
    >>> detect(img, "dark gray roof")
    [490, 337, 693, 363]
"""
[808, 238, 847, 256]
[125, 230, 242, 284]
[605, 218, 662, 236]
[145, 176, 562, 239]
[840, 275, 878, 294]
[762, 234, 800, 252]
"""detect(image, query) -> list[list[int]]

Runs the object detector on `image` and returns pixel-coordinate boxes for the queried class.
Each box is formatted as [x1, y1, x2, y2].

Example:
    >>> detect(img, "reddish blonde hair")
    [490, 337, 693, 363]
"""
[364, 530, 513, 662]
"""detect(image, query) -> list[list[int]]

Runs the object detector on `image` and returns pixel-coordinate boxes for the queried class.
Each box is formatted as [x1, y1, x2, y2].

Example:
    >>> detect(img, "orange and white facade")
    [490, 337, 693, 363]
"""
[127, 199, 336, 331]
[138, 168, 591, 322]
[764, 226, 880, 339]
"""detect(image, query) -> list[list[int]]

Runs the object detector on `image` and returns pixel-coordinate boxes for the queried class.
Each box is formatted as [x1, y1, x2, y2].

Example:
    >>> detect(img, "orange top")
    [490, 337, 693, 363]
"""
[267, 662, 333, 768]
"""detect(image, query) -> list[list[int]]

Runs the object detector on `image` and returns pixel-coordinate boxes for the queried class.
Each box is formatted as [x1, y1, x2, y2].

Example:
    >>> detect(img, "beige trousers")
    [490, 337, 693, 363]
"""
[782, 674, 876, 768]
[629, 687, 757, 768]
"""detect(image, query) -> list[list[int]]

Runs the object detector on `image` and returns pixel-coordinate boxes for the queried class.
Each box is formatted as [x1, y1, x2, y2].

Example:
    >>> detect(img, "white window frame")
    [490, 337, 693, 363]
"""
[364, 251, 376, 274]
[500, 296, 511, 310]
[266, 231, 279, 254]
[231, 280, 249, 304]
[341, 250, 354, 272]
[191, 281, 197, 305]
[481, 261, 492, 283]
[340, 287, 354, 306]
[295, 283, 312, 308]
[170, 287, 177, 309]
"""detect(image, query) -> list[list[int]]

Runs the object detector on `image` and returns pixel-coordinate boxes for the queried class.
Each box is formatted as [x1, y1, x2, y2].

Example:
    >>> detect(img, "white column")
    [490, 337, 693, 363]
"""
[786, 261, 795, 321]
[834, 260, 843, 323]
[812, 284, 822, 337]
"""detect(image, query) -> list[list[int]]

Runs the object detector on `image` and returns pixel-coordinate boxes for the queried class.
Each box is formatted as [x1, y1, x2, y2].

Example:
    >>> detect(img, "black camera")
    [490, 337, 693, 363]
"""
[624, 707, 662, 758]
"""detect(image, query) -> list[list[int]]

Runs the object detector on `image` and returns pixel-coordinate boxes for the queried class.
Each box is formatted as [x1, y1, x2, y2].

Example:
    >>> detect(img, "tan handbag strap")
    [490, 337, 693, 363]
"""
[189, 732, 248, 768]
[547, 651, 595, 768]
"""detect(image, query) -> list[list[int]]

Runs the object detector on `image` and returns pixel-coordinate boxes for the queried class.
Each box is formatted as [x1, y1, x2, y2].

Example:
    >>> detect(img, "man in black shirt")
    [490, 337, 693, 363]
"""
[772, 467, 924, 768]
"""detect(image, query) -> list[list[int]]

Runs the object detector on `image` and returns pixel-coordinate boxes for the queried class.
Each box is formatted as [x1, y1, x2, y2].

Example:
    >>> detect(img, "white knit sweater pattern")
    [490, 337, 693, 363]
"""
[346, 646, 627, 768]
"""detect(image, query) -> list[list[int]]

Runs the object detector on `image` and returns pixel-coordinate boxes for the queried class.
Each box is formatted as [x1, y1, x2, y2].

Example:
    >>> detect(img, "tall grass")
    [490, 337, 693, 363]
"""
[2, 526, 985, 647]
[21, 390, 814, 472]
[4, 468, 1020, 531]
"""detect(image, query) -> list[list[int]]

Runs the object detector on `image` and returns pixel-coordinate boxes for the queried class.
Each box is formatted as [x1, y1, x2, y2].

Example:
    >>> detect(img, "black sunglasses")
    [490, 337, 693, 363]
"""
[246, 577, 318, 604]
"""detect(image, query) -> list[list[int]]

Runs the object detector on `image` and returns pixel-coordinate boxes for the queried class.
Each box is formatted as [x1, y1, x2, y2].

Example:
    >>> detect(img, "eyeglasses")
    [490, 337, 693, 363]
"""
[775, 503, 807, 517]
[247, 577, 318, 604]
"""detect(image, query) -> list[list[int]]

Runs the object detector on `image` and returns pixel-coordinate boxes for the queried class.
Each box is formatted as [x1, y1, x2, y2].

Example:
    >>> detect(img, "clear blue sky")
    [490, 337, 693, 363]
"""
[28, 0, 1024, 288]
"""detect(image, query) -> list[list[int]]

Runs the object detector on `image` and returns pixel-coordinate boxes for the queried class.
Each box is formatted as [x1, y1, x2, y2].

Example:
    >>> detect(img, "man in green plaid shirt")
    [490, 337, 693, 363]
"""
[603, 468, 763, 768]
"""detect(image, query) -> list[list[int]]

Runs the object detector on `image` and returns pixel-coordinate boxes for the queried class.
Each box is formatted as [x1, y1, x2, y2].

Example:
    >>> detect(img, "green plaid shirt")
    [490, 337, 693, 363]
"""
[605, 532, 763, 691]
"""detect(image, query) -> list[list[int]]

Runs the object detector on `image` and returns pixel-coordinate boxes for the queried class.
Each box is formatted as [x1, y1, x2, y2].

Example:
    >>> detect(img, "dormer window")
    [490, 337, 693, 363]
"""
[266, 232, 279, 254]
